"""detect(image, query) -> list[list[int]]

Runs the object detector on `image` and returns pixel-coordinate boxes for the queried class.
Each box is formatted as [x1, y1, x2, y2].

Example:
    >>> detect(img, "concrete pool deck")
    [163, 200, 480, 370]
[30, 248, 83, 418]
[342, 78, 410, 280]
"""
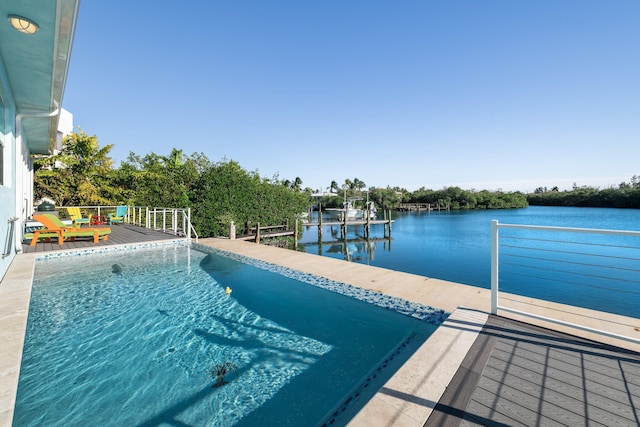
[1, 237, 640, 426]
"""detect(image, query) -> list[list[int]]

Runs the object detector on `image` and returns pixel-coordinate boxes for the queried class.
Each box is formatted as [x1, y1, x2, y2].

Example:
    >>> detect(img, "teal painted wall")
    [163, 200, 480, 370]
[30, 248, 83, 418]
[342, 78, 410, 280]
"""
[0, 65, 19, 280]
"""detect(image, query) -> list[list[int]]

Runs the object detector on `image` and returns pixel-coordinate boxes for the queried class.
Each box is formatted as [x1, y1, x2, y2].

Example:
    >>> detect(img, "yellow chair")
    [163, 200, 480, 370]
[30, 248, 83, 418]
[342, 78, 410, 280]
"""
[66, 207, 91, 227]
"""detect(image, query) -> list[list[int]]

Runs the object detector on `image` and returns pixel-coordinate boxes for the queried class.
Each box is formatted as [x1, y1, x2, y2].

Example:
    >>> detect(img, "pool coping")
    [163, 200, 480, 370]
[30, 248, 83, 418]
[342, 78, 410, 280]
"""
[347, 307, 488, 426]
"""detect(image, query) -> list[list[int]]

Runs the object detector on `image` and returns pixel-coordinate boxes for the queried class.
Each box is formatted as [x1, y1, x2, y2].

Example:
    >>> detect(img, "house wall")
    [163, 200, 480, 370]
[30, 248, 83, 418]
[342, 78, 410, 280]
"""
[55, 108, 73, 153]
[0, 61, 20, 281]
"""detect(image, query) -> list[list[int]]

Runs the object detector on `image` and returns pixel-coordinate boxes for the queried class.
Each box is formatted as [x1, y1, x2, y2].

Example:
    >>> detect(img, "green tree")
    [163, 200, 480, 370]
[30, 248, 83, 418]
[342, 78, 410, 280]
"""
[369, 187, 403, 210]
[353, 178, 366, 191]
[119, 149, 201, 208]
[293, 177, 303, 191]
[190, 160, 308, 238]
[34, 128, 115, 206]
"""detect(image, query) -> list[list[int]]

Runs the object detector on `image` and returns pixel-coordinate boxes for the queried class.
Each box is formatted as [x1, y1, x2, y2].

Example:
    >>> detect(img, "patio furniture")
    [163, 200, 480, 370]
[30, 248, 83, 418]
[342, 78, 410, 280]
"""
[91, 215, 107, 225]
[30, 214, 111, 246]
[66, 207, 91, 227]
[108, 206, 128, 225]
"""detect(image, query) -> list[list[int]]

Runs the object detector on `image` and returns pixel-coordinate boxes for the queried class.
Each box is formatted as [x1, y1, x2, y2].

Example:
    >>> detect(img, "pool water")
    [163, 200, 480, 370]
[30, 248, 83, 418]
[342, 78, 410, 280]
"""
[14, 245, 441, 426]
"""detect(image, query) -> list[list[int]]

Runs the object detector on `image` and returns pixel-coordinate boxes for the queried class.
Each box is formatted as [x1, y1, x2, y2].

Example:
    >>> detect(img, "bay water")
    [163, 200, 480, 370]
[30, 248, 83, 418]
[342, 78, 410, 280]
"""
[299, 206, 640, 318]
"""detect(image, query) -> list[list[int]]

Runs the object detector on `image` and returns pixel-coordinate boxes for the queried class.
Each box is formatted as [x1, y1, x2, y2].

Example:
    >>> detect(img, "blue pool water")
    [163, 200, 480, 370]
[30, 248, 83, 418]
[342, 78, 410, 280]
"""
[14, 245, 442, 426]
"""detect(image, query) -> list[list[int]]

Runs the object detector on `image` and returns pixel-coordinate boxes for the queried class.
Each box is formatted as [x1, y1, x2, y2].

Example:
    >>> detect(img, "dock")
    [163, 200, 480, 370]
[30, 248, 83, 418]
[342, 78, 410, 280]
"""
[304, 218, 393, 239]
[235, 223, 298, 245]
[397, 202, 450, 212]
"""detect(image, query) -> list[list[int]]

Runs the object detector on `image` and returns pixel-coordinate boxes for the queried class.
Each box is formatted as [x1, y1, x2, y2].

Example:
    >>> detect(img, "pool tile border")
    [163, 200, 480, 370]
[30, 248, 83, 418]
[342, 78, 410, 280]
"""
[193, 243, 450, 326]
[33, 239, 188, 261]
[32, 240, 448, 327]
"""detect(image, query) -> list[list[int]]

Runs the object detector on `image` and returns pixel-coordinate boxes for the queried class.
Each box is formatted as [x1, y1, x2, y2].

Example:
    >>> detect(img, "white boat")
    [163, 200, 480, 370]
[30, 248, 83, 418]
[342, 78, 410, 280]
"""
[364, 201, 377, 220]
[325, 200, 376, 221]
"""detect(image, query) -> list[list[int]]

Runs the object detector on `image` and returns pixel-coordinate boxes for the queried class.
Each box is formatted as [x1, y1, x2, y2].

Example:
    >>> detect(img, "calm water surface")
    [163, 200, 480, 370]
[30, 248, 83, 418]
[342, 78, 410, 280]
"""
[300, 206, 640, 317]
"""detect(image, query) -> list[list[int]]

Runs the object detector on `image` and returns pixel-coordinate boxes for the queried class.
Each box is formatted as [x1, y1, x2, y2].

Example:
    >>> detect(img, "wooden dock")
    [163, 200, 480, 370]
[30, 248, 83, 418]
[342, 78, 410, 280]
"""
[234, 223, 299, 247]
[304, 218, 393, 239]
[397, 202, 450, 212]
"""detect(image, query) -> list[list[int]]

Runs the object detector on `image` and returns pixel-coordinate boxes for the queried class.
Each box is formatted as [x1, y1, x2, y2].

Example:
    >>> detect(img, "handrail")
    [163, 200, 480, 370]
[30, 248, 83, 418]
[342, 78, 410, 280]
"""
[491, 220, 640, 345]
[57, 205, 198, 242]
[143, 206, 198, 242]
[3, 217, 19, 259]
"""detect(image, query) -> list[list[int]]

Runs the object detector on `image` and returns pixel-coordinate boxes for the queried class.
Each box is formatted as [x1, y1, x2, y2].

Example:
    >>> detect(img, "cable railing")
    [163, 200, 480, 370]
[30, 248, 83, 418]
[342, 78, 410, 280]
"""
[130, 206, 198, 242]
[491, 220, 640, 344]
[54, 205, 198, 242]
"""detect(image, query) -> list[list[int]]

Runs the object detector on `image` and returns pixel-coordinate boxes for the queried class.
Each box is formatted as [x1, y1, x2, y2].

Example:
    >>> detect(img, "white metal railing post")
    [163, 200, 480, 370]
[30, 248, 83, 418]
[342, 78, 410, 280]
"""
[173, 209, 177, 234]
[181, 211, 186, 239]
[187, 207, 197, 242]
[490, 220, 499, 315]
[146, 207, 150, 229]
[187, 207, 191, 239]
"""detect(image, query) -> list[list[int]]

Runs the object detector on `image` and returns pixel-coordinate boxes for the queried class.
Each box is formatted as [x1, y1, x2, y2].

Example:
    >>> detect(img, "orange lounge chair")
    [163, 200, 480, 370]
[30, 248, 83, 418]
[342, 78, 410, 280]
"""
[30, 214, 111, 246]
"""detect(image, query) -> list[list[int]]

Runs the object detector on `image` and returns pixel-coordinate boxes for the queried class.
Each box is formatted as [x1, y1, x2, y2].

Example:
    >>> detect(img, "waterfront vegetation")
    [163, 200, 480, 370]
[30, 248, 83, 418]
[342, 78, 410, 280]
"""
[527, 180, 640, 209]
[34, 130, 308, 240]
[33, 131, 639, 243]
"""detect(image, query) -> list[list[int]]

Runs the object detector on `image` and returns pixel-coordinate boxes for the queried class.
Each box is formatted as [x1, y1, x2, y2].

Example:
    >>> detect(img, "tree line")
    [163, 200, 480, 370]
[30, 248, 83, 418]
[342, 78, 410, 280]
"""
[527, 178, 640, 209]
[34, 130, 309, 239]
[38, 130, 635, 243]
[316, 179, 528, 211]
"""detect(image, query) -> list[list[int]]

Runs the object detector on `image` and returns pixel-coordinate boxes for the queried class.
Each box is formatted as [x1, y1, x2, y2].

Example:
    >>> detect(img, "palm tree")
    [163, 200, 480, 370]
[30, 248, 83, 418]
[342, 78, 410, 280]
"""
[353, 178, 366, 191]
[293, 177, 303, 191]
[344, 179, 354, 190]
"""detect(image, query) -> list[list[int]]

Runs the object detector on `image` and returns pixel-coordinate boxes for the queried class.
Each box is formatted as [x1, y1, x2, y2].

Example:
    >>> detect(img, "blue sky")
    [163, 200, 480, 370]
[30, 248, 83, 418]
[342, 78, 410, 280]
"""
[63, 1, 640, 193]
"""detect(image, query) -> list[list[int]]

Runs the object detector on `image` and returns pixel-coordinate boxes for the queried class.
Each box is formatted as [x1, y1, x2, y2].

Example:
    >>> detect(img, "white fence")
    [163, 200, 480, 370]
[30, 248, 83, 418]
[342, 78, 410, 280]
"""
[128, 206, 198, 242]
[491, 220, 640, 344]
[58, 205, 198, 242]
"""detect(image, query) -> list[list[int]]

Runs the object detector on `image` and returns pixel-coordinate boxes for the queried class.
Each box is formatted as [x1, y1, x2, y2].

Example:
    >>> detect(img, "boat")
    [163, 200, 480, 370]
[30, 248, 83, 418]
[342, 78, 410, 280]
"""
[364, 201, 377, 220]
[325, 200, 377, 221]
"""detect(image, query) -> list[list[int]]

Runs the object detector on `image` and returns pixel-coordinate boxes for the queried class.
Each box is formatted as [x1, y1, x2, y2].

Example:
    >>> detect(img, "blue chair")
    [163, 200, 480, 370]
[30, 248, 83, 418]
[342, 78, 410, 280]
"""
[108, 206, 128, 225]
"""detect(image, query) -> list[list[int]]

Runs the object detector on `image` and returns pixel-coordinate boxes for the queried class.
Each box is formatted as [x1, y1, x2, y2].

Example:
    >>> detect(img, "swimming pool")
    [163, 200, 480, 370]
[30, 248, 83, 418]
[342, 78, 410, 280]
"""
[14, 244, 445, 426]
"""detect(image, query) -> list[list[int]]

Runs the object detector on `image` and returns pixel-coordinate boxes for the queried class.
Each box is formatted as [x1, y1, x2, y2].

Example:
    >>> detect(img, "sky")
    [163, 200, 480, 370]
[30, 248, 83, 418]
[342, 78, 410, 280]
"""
[62, 0, 640, 194]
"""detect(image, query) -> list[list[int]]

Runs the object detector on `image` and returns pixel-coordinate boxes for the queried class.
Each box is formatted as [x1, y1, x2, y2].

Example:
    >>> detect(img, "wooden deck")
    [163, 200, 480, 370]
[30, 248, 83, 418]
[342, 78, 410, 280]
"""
[425, 315, 640, 426]
[21, 223, 184, 254]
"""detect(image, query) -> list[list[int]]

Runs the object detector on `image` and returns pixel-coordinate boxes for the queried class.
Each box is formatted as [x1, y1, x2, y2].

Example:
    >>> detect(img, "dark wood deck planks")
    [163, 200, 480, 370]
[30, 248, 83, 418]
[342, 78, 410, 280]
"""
[426, 316, 640, 427]
[21, 224, 183, 254]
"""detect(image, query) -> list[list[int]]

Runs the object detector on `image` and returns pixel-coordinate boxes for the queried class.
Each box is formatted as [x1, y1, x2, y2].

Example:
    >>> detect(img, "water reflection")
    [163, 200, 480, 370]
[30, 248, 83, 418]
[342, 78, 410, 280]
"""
[300, 212, 393, 262]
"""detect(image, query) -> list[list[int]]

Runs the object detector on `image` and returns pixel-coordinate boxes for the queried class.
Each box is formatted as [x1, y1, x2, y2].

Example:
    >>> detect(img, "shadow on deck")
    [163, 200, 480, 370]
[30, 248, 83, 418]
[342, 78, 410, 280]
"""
[425, 314, 640, 426]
